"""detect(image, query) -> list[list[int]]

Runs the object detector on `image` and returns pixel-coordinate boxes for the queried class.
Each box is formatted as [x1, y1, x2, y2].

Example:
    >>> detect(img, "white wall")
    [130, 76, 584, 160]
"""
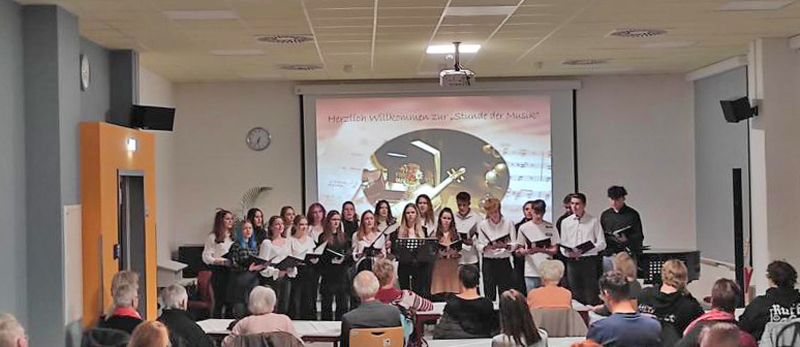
[576, 74, 696, 250]
[139, 67, 175, 261]
[171, 81, 302, 249]
[748, 38, 800, 294]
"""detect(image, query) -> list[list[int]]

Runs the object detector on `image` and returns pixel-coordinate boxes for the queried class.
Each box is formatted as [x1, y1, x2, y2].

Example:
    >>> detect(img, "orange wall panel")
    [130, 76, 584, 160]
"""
[80, 122, 158, 325]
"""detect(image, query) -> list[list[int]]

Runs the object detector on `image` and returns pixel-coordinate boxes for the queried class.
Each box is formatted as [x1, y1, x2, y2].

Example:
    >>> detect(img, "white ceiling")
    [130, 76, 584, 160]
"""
[17, 0, 800, 82]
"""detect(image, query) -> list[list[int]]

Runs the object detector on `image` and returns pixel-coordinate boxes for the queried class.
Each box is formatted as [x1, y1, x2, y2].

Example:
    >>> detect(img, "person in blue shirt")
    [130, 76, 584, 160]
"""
[587, 271, 661, 347]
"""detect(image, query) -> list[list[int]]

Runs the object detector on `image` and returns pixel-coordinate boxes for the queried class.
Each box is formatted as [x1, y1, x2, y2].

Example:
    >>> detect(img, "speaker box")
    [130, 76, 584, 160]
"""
[720, 97, 754, 123]
[131, 105, 176, 131]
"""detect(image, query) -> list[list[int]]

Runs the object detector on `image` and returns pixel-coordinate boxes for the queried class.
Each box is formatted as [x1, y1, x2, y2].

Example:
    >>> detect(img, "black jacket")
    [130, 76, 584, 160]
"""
[637, 286, 704, 335]
[81, 327, 130, 347]
[739, 286, 800, 341]
[99, 315, 142, 335]
[158, 309, 215, 347]
[600, 204, 644, 254]
[437, 296, 498, 338]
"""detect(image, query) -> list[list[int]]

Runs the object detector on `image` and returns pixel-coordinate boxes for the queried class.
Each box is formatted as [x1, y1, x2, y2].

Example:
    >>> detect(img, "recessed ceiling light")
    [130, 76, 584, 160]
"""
[640, 41, 698, 49]
[210, 49, 264, 56]
[445, 6, 516, 16]
[563, 59, 609, 66]
[607, 29, 668, 38]
[163, 10, 239, 21]
[426, 44, 481, 54]
[255, 34, 314, 44]
[719, 0, 793, 10]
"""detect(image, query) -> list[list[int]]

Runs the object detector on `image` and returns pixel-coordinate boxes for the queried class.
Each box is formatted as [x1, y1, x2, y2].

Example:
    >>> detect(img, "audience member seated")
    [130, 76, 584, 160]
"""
[0, 313, 27, 347]
[128, 321, 170, 347]
[637, 259, 704, 336]
[100, 283, 143, 335]
[698, 323, 741, 347]
[587, 271, 661, 347]
[433, 264, 499, 339]
[677, 279, 756, 347]
[493, 289, 548, 347]
[612, 253, 641, 297]
[223, 286, 298, 347]
[527, 259, 572, 309]
[373, 258, 434, 312]
[372, 258, 433, 345]
[107, 270, 140, 317]
[739, 260, 800, 341]
[341, 271, 402, 347]
[81, 328, 130, 347]
[593, 253, 641, 316]
[157, 284, 215, 347]
[570, 341, 603, 347]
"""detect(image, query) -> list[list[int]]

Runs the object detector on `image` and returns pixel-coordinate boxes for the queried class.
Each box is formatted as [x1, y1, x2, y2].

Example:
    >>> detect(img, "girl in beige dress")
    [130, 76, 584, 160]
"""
[431, 207, 463, 297]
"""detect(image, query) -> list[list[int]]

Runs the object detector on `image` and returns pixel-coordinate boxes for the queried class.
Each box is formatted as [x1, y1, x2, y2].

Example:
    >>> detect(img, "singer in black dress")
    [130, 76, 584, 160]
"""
[392, 203, 435, 299]
[319, 210, 352, 320]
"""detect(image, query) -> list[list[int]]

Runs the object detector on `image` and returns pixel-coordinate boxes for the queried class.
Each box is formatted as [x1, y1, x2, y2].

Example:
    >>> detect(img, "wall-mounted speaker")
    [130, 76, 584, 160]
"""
[131, 105, 175, 131]
[720, 97, 757, 123]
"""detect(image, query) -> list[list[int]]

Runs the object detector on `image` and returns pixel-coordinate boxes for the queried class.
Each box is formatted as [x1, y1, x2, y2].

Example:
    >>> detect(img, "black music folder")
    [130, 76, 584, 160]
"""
[438, 240, 463, 252]
[304, 241, 327, 262]
[533, 238, 552, 249]
[559, 241, 595, 254]
[270, 256, 304, 270]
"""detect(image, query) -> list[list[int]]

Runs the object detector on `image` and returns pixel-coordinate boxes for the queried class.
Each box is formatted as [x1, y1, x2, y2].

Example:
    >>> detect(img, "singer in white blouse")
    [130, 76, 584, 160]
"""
[259, 216, 296, 314]
[202, 210, 234, 318]
[476, 198, 516, 301]
[559, 193, 606, 305]
[287, 215, 318, 319]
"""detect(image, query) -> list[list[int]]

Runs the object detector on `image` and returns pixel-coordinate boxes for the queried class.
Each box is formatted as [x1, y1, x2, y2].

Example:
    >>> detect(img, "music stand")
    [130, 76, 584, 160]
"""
[395, 238, 438, 264]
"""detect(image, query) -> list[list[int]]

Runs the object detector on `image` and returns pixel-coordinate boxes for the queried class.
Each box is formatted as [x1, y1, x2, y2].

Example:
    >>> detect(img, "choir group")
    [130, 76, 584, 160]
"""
[201, 186, 643, 320]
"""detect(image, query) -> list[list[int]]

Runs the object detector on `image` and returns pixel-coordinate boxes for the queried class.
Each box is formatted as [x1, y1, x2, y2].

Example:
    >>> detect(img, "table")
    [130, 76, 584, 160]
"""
[197, 319, 341, 346]
[415, 300, 590, 337]
[294, 321, 341, 345]
[427, 336, 585, 347]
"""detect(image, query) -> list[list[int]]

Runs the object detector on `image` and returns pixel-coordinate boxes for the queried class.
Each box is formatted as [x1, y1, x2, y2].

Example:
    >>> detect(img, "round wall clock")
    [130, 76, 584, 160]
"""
[246, 127, 271, 151]
[80, 54, 90, 91]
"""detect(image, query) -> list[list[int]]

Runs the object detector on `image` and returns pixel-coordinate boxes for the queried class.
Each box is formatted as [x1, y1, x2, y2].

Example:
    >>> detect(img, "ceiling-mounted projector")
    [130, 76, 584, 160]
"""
[439, 42, 475, 87]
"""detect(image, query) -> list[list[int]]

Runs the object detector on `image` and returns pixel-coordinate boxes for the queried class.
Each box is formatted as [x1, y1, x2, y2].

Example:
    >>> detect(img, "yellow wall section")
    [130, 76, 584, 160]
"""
[80, 122, 157, 325]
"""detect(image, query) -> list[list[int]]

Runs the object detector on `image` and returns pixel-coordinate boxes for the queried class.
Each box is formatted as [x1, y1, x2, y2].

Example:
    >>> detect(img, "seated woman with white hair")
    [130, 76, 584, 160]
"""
[157, 284, 215, 347]
[526, 259, 572, 309]
[0, 313, 27, 347]
[99, 283, 143, 334]
[222, 286, 298, 347]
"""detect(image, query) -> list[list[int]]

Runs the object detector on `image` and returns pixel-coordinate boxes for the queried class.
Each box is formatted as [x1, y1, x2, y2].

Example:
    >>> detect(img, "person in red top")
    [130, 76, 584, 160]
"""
[676, 279, 757, 347]
[99, 283, 143, 334]
[372, 258, 433, 312]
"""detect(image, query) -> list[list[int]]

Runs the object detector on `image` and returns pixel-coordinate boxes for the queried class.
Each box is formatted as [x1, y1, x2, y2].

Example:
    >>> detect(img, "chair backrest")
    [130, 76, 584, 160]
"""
[530, 308, 588, 337]
[226, 331, 304, 347]
[761, 320, 800, 347]
[197, 270, 214, 301]
[350, 326, 404, 347]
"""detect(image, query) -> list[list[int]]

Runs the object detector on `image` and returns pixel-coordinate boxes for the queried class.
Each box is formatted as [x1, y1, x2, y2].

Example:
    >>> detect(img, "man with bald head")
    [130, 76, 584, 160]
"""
[340, 271, 402, 347]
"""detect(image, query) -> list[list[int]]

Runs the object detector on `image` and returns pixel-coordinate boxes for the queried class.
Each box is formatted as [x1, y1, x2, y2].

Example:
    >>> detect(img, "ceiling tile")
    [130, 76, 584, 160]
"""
[13, 0, 789, 81]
